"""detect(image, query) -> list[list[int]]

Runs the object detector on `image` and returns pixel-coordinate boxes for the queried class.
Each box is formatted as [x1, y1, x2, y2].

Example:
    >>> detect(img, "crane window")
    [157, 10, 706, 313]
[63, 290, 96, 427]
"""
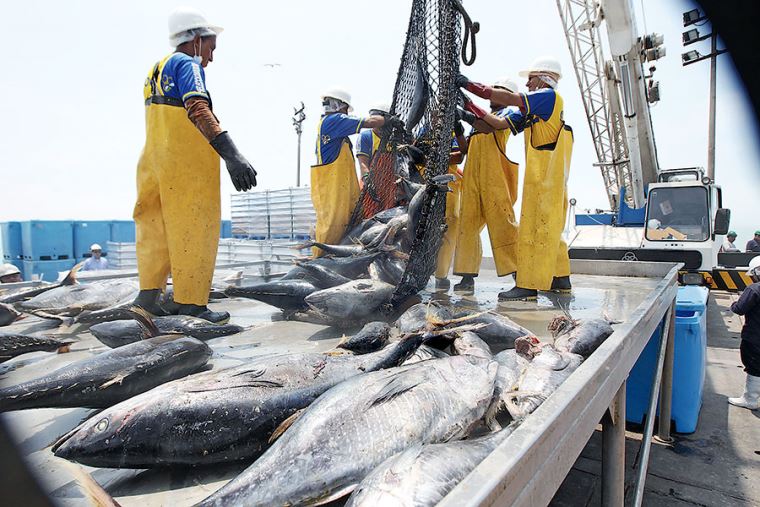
[646, 187, 710, 242]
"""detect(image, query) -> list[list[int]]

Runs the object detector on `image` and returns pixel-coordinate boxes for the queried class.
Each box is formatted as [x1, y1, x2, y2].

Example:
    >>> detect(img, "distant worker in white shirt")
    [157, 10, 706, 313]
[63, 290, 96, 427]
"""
[720, 231, 740, 253]
[82, 244, 109, 271]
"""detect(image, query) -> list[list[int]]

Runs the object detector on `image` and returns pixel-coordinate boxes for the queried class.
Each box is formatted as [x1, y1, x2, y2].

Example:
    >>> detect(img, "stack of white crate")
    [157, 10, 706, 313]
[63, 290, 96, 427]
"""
[231, 187, 315, 240]
[106, 242, 137, 269]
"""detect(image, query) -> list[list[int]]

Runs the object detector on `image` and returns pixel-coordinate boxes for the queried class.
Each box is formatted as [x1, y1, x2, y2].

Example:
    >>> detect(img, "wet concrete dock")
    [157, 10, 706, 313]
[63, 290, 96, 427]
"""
[0, 268, 755, 505]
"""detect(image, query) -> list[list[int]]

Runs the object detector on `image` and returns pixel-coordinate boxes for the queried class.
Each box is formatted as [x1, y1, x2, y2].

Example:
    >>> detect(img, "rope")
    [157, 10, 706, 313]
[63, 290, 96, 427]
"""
[452, 0, 479, 66]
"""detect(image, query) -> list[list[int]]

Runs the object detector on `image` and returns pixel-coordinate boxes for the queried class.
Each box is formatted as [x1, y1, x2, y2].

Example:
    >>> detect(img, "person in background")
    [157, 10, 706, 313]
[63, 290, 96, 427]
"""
[0, 263, 22, 283]
[356, 103, 392, 180]
[456, 56, 573, 301]
[82, 244, 109, 271]
[132, 7, 257, 323]
[746, 230, 760, 252]
[728, 255, 760, 410]
[452, 77, 522, 292]
[720, 231, 740, 253]
[312, 89, 402, 256]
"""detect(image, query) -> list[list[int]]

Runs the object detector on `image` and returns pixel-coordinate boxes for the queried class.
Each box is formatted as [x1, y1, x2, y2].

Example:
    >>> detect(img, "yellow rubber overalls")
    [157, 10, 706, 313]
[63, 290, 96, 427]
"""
[311, 117, 360, 257]
[453, 130, 519, 277]
[134, 54, 221, 306]
[515, 91, 573, 291]
[434, 162, 462, 279]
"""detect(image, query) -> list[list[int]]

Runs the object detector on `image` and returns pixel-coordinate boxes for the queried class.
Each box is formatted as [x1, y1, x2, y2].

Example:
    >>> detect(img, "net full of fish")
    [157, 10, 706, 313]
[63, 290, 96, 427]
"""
[195, 355, 497, 506]
[53, 332, 427, 467]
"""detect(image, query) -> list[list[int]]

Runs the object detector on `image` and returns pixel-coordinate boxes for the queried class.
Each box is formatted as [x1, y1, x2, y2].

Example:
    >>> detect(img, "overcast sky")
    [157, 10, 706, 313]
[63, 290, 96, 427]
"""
[1, 0, 758, 245]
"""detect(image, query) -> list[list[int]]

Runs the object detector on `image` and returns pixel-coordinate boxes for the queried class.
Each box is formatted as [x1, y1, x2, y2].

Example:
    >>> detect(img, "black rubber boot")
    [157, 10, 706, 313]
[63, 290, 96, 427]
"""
[498, 286, 538, 301]
[177, 304, 230, 324]
[132, 289, 170, 317]
[435, 277, 451, 290]
[550, 276, 572, 293]
[453, 275, 475, 291]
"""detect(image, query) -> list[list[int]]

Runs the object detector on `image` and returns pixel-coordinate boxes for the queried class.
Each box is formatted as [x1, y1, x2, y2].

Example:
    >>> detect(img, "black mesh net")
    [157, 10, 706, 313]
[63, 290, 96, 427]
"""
[346, 0, 462, 308]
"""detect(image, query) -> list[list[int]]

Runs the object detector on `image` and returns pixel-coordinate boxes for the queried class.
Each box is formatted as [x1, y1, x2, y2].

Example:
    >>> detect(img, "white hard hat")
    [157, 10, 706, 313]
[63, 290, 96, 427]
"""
[168, 6, 223, 46]
[0, 263, 20, 277]
[519, 56, 562, 79]
[493, 77, 519, 93]
[369, 102, 391, 115]
[747, 255, 760, 277]
[322, 88, 353, 112]
[647, 218, 661, 230]
[90, 243, 102, 251]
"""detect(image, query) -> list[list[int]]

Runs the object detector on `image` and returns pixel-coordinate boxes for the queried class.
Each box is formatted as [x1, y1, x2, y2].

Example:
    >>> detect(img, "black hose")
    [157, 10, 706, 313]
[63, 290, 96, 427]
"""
[452, 0, 479, 66]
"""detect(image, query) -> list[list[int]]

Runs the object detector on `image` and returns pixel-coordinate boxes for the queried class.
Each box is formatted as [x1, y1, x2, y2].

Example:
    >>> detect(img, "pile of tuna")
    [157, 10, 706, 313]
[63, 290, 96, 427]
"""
[227, 174, 457, 325]
[0, 291, 614, 506]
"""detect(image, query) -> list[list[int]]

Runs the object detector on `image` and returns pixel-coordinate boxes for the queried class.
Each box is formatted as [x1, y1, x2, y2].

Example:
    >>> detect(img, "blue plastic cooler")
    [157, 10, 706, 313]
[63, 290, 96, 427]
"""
[626, 285, 709, 433]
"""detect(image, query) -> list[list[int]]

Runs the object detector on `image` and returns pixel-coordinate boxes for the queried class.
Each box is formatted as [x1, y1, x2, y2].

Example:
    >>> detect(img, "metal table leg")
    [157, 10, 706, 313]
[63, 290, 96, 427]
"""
[602, 381, 626, 507]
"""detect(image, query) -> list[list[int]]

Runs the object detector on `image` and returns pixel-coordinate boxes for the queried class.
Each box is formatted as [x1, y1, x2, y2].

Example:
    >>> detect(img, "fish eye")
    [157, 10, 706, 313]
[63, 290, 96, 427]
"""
[95, 418, 109, 432]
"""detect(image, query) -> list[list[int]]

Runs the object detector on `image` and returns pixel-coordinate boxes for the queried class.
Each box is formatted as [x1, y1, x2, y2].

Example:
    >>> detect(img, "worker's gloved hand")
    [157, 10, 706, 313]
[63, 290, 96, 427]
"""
[210, 132, 258, 192]
[384, 114, 405, 132]
[454, 120, 465, 137]
[457, 107, 477, 126]
[456, 73, 493, 100]
[464, 100, 488, 120]
[405, 145, 426, 165]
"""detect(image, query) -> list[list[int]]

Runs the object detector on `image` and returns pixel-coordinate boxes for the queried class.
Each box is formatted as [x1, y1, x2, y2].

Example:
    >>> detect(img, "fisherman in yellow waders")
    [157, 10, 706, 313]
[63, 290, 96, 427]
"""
[451, 78, 522, 292]
[457, 56, 573, 301]
[312, 90, 402, 256]
[132, 7, 257, 323]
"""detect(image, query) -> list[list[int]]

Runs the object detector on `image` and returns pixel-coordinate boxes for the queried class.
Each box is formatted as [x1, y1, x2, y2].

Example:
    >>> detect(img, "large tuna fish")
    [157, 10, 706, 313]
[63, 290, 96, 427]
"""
[447, 311, 531, 352]
[89, 315, 244, 348]
[549, 315, 614, 358]
[0, 302, 22, 327]
[0, 265, 79, 305]
[224, 279, 317, 311]
[337, 321, 392, 354]
[18, 279, 139, 316]
[52, 333, 426, 468]
[0, 332, 73, 362]
[0, 336, 211, 412]
[196, 355, 497, 507]
[485, 349, 529, 429]
[305, 280, 395, 320]
[346, 427, 515, 507]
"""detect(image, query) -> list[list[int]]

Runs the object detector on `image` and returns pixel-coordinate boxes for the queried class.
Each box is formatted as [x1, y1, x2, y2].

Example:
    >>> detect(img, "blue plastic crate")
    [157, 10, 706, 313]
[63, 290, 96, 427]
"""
[1, 221, 23, 260]
[73, 221, 112, 259]
[22, 259, 75, 283]
[626, 286, 709, 433]
[21, 221, 74, 261]
[220, 220, 232, 238]
[110, 220, 136, 243]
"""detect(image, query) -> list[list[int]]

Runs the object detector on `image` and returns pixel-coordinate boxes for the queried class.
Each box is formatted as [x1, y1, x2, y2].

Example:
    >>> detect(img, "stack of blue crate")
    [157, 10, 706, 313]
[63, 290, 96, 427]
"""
[110, 220, 136, 243]
[1, 221, 24, 274]
[73, 221, 112, 260]
[20, 221, 75, 282]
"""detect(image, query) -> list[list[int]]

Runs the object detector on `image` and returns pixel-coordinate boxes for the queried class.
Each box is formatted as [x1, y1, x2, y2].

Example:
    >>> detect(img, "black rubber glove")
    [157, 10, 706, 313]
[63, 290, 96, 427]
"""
[384, 114, 405, 132]
[457, 107, 477, 126]
[454, 120, 465, 137]
[455, 73, 471, 89]
[405, 145, 426, 165]
[210, 132, 257, 192]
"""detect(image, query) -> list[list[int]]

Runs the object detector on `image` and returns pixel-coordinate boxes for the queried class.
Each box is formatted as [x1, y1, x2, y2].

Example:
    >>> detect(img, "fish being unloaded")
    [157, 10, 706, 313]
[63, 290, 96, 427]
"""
[305, 280, 395, 320]
[406, 174, 455, 246]
[346, 427, 515, 507]
[485, 349, 529, 429]
[224, 279, 317, 311]
[53, 333, 427, 468]
[0, 332, 74, 362]
[505, 336, 582, 419]
[294, 260, 352, 288]
[306, 252, 383, 279]
[396, 302, 453, 334]
[90, 316, 244, 348]
[549, 315, 614, 358]
[401, 344, 449, 365]
[299, 241, 365, 258]
[369, 256, 407, 286]
[196, 355, 498, 507]
[452, 331, 492, 360]
[337, 321, 392, 354]
[0, 302, 22, 327]
[448, 311, 531, 353]
[405, 58, 431, 132]
[18, 279, 139, 316]
[0, 336, 211, 412]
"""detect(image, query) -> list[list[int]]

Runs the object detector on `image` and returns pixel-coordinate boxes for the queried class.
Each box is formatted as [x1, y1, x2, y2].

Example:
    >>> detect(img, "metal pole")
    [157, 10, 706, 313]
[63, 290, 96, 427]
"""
[296, 129, 302, 187]
[706, 31, 717, 181]
[602, 381, 627, 507]
[656, 305, 676, 442]
[633, 302, 675, 507]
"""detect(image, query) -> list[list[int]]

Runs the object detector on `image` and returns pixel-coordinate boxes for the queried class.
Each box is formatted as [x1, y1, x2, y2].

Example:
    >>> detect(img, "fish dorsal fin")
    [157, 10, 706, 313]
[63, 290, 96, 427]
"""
[269, 408, 306, 444]
[128, 307, 161, 337]
[59, 262, 84, 286]
[367, 373, 422, 409]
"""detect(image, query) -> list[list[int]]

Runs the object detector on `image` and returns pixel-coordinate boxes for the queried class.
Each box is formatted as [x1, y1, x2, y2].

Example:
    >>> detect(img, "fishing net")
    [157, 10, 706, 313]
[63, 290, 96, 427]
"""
[346, 0, 463, 307]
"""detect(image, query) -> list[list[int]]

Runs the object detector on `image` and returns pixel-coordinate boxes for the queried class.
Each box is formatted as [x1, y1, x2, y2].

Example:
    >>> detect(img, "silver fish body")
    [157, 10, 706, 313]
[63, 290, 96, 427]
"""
[401, 344, 449, 365]
[305, 280, 395, 320]
[18, 279, 139, 316]
[196, 355, 498, 507]
[553, 318, 614, 358]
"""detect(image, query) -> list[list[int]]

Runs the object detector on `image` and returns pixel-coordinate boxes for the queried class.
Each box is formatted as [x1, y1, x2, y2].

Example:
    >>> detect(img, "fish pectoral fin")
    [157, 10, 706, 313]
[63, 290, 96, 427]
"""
[304, 484, 358, 506]
[100, 374, 128, 389]
[60, 461, 121, 507]
[269, 408, 306, 444]
[324, 350, 349, 357]
[367, 375, 421, 409]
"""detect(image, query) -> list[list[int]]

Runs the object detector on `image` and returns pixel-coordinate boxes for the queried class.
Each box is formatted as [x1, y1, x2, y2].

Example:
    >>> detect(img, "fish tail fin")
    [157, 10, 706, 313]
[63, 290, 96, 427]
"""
[62, 462, 121, 507]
